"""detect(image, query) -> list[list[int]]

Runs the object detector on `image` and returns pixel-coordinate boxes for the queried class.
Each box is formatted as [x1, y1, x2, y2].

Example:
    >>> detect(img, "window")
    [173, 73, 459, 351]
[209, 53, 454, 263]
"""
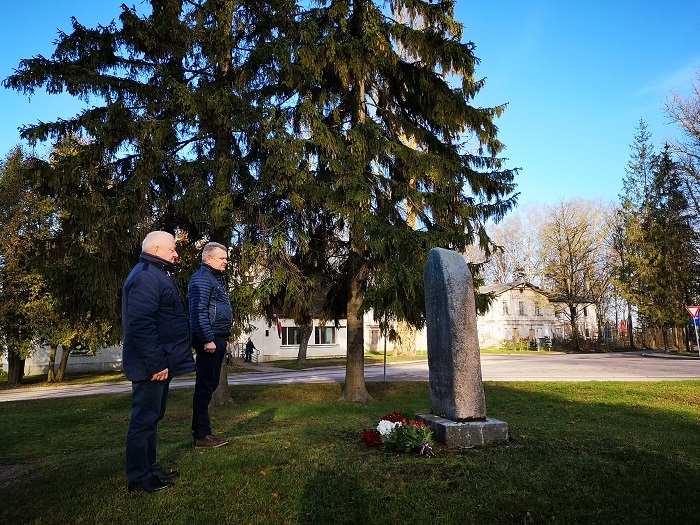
[369, 329, 380, 351]
[535, 305, 541, 316]
[502, 302, 509, 315]
[281, 327, 301, 345]
[583, 306, 588, 317]
[315, 326, 336, 345]
[518, 301, 526, 315]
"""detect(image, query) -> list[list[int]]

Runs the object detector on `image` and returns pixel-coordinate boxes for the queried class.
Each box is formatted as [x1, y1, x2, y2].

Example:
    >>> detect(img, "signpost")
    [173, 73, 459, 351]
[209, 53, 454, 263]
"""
[685, 306, 700, 356]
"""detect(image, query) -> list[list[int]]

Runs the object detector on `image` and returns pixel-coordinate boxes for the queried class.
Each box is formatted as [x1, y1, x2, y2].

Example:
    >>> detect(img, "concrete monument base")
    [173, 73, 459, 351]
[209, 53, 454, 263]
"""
[416, 413, 509, 448]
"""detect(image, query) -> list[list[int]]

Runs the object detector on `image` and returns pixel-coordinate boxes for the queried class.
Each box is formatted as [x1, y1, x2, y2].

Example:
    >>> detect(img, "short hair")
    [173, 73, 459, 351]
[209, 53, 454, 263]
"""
[202, 241, 227, 262]
[142, 231, 175, 254]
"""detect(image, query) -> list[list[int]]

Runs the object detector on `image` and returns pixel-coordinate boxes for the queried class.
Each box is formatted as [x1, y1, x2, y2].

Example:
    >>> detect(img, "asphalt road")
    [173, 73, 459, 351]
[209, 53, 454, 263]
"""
[2, 350, 699, 403]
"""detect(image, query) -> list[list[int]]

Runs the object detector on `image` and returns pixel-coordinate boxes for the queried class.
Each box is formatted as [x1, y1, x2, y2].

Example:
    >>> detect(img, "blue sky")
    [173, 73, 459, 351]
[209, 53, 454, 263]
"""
[2, 1, 699, 207]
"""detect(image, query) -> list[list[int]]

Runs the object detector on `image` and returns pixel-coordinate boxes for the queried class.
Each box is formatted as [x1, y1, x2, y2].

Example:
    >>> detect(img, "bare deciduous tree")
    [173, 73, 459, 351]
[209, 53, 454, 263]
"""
[666, 69, 700, 217]
[541, 199, 612, 350]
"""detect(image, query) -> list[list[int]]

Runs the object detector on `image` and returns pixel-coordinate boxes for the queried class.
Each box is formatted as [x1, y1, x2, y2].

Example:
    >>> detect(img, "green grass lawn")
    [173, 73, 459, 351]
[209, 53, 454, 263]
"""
[2, 380, 700, 524]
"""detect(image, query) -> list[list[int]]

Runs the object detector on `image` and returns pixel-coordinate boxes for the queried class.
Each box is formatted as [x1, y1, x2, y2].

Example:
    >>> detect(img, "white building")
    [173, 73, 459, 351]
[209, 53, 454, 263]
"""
[237, 316, 347, 362]
[477, 281, 598, 348]
[361, 280, 599, 354]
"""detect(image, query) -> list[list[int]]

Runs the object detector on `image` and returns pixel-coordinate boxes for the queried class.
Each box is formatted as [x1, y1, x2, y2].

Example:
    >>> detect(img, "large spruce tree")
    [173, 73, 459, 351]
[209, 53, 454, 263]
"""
[5, 1, 517, 400]
[3, 0, 293, 338]
[614, 120, 656, 348]
[271, 0, 517, 401]
[628, 147, 699, 351]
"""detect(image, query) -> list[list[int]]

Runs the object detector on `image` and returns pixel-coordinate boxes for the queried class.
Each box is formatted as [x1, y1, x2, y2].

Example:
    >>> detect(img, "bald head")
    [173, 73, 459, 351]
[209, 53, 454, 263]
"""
[142, 231, 178, 263]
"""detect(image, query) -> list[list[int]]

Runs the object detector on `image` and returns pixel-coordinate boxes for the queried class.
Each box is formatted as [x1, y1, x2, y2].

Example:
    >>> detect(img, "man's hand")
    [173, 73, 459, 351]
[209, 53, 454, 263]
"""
[151, 368, 169, 381]
[204, 341, 217, 353]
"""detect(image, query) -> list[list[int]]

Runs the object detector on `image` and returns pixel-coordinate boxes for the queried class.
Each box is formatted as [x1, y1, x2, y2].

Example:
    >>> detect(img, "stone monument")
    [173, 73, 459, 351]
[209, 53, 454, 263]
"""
[416, 247, 508, 447]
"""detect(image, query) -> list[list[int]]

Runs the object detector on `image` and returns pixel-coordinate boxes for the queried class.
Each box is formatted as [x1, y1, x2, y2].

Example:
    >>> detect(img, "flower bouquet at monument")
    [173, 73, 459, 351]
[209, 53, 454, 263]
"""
[363, 412, 434, 456]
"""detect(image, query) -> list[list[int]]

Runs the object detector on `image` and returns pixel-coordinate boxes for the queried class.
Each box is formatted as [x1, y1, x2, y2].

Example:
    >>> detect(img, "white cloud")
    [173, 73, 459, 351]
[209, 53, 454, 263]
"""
[638, 58, 700, 97]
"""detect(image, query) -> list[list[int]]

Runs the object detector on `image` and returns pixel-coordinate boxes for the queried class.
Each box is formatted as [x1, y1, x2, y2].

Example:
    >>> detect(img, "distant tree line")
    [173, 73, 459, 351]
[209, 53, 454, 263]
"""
[476, 99, 700, 352]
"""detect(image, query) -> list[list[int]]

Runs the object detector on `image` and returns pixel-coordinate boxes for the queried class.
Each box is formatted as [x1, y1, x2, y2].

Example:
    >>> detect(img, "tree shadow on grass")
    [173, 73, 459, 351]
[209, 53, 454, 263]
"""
[299, 467, 369, 525]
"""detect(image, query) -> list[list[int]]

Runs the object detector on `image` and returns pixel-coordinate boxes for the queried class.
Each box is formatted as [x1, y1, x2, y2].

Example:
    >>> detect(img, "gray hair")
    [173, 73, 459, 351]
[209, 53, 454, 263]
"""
[142, 231, 175, 254]
[201, 241, 227, 262]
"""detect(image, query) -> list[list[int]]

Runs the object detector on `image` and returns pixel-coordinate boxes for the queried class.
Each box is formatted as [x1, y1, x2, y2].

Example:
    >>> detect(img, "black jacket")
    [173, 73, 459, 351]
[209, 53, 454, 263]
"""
[188, 263, 233, 344]
[122, 252, 195, 381]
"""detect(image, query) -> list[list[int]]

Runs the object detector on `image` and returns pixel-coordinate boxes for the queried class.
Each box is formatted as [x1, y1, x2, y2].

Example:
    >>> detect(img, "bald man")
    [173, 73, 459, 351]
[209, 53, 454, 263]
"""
[122, 231, 195, 492]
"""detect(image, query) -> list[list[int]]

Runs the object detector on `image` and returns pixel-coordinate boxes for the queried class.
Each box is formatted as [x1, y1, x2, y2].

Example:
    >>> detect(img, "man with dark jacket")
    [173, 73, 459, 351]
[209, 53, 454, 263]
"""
[189, 241, 233, 448]
[122, 231, 195, 492]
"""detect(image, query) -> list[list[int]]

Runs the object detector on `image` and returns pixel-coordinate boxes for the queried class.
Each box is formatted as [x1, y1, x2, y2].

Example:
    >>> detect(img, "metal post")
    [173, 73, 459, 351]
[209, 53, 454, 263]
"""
[684, 307, 700, 356]
[383, 333, 387, 382]
[383, 314, 389, 383]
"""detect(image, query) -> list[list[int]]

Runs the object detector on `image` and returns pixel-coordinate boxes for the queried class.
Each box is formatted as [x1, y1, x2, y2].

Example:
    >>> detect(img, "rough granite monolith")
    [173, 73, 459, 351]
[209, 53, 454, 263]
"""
[417, 247, 508, 447]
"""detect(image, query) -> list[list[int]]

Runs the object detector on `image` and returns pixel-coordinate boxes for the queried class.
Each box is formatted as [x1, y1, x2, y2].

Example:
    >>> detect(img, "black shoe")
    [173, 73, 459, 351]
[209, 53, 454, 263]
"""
[152, 468, 180, 481]
[128, 477, 174, 493]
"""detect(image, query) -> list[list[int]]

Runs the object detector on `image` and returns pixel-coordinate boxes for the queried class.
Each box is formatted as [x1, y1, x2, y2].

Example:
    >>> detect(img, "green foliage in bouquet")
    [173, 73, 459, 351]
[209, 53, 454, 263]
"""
[382, 418, 434, 454]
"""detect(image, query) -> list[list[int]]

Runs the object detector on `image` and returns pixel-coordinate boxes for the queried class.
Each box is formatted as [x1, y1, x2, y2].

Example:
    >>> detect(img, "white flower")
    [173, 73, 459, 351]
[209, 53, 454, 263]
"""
[377, 419, 402, 437]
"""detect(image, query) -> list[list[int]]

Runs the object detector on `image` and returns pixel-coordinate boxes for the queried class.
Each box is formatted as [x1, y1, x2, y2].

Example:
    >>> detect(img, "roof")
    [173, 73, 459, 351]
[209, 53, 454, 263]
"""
[479, 280, 596, 306]
[478, 280, 545, 296]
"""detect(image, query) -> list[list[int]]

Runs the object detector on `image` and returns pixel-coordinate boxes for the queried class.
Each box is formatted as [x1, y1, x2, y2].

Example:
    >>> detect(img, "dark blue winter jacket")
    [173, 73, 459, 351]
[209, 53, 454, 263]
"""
[188, 263, 233, 345]
[122, 252, 195, 381]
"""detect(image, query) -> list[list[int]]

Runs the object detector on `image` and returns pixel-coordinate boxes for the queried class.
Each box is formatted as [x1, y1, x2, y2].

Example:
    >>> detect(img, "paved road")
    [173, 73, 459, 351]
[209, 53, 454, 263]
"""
[1, 351, 699, 403]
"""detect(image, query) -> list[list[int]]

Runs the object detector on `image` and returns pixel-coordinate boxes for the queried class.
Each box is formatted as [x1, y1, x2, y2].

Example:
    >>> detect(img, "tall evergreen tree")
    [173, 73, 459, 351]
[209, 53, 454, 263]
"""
[614, 120, 656, 348]
[626, 146, 699, 351]
[621, 120, 654, 211]
[272, 0, 517, 401]
[3, 0, 294, 340]
[5, 1, 516, 399]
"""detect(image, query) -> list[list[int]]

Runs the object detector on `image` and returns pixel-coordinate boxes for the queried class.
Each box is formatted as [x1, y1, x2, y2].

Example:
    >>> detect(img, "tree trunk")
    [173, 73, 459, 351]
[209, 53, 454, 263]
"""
[627, 302, 635, 349]
[212, 353, 234, 407]
[341, 239, 372, 403]
[6, 352, 24, 385]
[47, 344, 58, 382]
[296, 324, 313, 366]
[55, 347, 71, 382]
[662, 326, 670, 353]
[569, 305, 580, 350]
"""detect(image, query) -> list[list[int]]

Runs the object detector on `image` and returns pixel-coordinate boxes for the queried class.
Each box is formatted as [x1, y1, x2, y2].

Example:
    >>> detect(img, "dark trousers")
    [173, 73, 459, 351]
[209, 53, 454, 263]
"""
[192, 335, 227, 439]
[126, 378, 171, 483]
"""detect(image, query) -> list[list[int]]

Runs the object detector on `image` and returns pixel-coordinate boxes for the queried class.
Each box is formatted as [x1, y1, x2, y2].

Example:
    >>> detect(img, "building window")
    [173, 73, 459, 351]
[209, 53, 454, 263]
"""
[315, 326, 336, 345]
[502, 302, 509, 315]
[535, 305, 541, 316]
[518, 301, 526, 315]
[281, 327, 301, 345]
[583, 306, 588, 317]
[369, 329, 380, 351]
